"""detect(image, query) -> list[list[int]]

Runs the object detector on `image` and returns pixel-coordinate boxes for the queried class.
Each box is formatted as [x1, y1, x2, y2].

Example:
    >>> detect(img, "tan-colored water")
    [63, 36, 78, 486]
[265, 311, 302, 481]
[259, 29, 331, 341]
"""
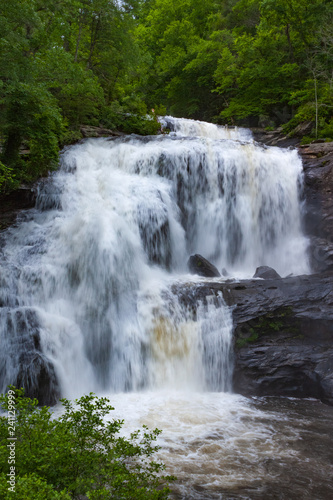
[105, 392, 333, 499]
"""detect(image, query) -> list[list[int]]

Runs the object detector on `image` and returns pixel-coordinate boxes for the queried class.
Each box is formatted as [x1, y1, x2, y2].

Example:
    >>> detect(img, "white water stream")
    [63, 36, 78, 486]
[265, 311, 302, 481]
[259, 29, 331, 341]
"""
[1, 117, 327, 499]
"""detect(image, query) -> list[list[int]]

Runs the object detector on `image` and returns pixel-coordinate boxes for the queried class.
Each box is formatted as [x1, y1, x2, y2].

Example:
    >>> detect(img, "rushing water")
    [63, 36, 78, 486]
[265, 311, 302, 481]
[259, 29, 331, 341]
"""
[105, 392, 333, 500]
[2, 116, 329, 499]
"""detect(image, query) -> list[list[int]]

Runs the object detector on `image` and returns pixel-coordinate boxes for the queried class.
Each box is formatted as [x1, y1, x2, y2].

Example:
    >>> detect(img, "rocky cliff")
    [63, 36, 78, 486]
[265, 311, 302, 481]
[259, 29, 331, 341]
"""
[301, 142, 333, 272]
[174, 272, 333, 405]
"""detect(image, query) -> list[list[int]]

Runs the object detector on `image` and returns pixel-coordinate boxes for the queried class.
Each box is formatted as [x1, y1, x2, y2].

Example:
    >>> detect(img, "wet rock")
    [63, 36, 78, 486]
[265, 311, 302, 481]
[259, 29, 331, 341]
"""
[0, 308, 60, 406]
[0, 186, 36, 231]
[229, 274, 333, 405]
[15, 353, 60, 406]
[300, 141, 333, 272]
[253, 266, 281, 279]
[139, 216, 172, 269]
[188, 254, 221, 278]
[80, 125, 124, 138]
[232, 316, 333, 405]
[173, 272, 333, 405]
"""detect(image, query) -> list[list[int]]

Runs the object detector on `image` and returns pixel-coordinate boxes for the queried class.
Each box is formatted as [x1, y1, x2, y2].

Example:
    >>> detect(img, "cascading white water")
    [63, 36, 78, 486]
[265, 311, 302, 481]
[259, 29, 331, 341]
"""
[3, 117, 329, 499]
[0, 116, 309, 401]
[160, 115, 253, 141]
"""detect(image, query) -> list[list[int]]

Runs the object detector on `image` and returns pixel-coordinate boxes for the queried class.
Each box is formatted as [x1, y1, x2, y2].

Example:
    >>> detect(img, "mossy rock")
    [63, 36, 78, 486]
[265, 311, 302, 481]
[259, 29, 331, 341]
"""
[235, 307, 300, 349]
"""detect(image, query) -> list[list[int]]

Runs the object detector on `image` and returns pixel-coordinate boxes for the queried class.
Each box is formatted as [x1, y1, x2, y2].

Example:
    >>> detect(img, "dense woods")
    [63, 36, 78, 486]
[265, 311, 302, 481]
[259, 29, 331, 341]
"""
[0, 0, 332, 192]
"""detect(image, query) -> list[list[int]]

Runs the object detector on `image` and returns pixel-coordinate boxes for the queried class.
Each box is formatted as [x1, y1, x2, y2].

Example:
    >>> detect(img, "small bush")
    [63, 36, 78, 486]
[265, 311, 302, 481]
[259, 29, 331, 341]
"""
[0, 388, 174, 499]
[0, 161, 19, 194]
[300, 136, 313, 145]
[101, 100, 161, 136]
[319, 118, 333, 141]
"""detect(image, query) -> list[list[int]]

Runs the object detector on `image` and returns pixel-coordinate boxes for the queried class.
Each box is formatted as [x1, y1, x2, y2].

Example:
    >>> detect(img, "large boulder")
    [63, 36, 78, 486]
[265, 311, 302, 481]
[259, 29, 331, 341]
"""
[253, 266, 281, 279]
[188, 254, 221, 278]
[224, 272, 333, 405]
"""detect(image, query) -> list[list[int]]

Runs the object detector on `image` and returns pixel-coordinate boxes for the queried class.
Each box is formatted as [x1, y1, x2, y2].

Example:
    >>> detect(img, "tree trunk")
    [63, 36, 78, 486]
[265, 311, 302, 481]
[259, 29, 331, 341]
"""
[2, 130, 22, 167]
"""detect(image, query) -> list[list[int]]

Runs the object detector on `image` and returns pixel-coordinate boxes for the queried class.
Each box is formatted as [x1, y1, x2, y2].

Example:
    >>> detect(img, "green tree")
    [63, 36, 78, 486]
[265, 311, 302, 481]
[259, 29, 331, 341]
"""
[0, 0, 156, 193]
[212, 0, 333, 128]
[136, 0, 223, 118]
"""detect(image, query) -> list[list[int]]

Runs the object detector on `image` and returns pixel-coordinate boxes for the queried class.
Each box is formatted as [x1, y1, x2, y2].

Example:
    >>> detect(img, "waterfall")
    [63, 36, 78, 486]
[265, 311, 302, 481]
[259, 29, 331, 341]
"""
[160, 115, 253, 141]
[0, 117, 309, 401]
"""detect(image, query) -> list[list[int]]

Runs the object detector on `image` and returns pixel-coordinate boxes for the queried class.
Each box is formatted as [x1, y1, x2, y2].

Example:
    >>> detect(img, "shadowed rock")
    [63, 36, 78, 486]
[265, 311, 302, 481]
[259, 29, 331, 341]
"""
[172, 272, 333, 405]
[0, 309, 60, 406]
[188, 254, 221, 277]
[253, 266, 281, 279]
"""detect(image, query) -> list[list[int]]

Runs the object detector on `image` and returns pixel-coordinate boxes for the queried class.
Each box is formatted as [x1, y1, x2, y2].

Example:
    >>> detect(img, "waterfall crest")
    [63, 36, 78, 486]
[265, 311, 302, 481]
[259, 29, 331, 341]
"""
[0, 117, 309, 400]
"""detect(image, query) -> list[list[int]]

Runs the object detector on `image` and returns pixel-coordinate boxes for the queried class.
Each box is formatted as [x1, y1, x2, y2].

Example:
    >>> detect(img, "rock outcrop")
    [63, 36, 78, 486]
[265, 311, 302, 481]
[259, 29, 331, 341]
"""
[225, 273, 333, 406]
[253, 266, 281, 279]
[0, 186, 36, 231]
[300, 141, 333, 272]
[80, 125, 124, 139]
[173, 272, 333, 405]
[1, 309, 60, 406]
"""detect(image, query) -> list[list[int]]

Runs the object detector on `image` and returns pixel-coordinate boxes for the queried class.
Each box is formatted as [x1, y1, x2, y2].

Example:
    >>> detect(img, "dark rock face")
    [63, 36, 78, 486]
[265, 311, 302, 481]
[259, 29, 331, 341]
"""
[251, 127, 300, 148]
[15, 353, 60, 406]
[0, 187, 36, 231]
[300, 142, 333, 272]
[223, 273, 333, 405]
[80, 125, 124, 138]
[0, 308, 60, 406]
[233, 312, 333, 405]
[253, 266, 281, 279]
[173, 272, 333, 405]
[188, 254, 221, 277]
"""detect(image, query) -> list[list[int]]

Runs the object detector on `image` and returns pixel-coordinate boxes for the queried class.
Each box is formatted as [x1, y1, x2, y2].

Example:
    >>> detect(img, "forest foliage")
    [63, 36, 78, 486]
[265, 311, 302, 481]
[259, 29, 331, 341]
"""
[0, 0, 332, 192]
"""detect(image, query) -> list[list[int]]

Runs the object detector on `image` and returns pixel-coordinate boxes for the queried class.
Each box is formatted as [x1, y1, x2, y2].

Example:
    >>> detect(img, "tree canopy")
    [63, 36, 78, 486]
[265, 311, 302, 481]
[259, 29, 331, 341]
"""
[137, 0, 332, 129]
[0, 0, 332, 192]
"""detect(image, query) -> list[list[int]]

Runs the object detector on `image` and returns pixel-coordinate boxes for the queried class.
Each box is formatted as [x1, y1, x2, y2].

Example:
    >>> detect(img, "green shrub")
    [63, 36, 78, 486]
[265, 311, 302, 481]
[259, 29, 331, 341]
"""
[300, 136, 313, 145]
[0, 161, 19, 194]
[319, 118, 333, 141]
[0, 388, 174, 499]
[101, 100, 161, 136]
[0, 473, 70, 499]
